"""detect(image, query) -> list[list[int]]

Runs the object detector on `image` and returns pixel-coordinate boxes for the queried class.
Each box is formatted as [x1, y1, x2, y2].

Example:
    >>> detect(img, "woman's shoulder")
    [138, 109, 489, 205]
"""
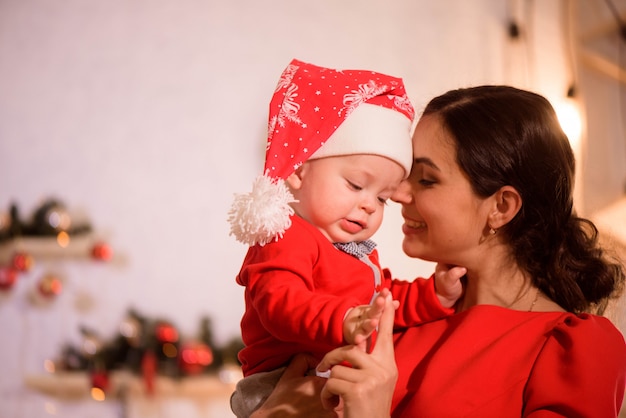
[461, 306, 626, 353]
[525, 312, 626, 415]
[547, 312, 624, 336]
[511, 294, 624, 349]
[545, 312, 626, 352]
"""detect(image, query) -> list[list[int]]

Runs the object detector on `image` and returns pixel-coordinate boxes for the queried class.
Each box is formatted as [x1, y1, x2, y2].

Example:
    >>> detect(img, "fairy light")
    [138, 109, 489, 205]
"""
[162, 342, 178, 358]
[56, 231, 70, 248]
[556, 97, 583, 150]
[90, 387, 106, 401]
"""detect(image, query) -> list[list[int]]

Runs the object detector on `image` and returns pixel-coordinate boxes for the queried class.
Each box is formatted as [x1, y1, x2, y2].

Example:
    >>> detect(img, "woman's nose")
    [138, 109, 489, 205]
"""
[391, 179, 412, 204]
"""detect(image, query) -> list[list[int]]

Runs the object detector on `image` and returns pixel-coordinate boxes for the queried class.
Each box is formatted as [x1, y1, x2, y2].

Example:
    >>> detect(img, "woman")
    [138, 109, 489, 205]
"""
[252, 85, 626, 417]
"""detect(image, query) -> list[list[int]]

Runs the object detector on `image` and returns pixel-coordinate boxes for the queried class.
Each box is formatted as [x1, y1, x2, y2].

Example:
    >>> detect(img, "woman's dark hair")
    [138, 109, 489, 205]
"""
[423, 85, 625, 313]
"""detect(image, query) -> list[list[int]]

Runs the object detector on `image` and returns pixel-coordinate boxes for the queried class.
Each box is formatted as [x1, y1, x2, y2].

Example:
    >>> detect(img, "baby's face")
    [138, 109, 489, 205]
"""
[288, 154, 405, 243]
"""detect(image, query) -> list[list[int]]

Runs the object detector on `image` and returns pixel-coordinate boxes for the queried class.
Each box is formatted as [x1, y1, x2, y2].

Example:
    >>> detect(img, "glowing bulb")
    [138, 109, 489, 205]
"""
[162, 342, 178, 358]
[556, 99, 582, 150]
[56, 231, 70, 248]
[90, 387, 106, 401]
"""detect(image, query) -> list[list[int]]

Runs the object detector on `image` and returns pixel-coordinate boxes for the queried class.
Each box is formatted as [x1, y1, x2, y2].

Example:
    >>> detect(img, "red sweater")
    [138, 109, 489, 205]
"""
[392, 305, 626, 417]
[236, 215, 452, 376]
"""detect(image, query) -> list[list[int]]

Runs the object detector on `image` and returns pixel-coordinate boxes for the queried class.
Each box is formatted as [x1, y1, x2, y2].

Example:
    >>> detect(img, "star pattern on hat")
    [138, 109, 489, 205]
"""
[264, 59, 414, 180]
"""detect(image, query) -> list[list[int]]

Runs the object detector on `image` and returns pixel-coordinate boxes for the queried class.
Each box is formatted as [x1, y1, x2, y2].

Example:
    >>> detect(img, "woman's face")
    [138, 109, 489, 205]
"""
[392, 114, 493, 265]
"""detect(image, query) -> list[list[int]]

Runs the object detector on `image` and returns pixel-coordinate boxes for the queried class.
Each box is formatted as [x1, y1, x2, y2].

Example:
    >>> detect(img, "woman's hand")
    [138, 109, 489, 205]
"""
[250, 354, 340, 418]
[316, 289, 399, 418]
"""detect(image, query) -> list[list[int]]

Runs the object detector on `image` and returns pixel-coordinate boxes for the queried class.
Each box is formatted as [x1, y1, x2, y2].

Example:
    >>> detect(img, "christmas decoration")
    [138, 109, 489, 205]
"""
[154, 321, 179, 344]
[91, 242, 113, 261]
[31, 199, 72, 235]
[0, 198, 93, 243]
[37, 273, 63, 298]
[178, 341, 213, 375]
[90, 368, 110, 392]
[119, 311, 143, 347]
[141, 350, 157, 396]
[1, 199, 242, 396]
[81, 327, 103, 357]
[0, 266, 18, 291]
[0, 199, 117, 305]
[11, 251, 34, 271]
[198, 316, 223, 371]
[48, 309, 244, 395]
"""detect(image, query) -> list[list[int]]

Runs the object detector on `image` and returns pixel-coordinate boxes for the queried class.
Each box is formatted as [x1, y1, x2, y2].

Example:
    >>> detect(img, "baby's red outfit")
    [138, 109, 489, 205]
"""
[237, 214, 453, 377]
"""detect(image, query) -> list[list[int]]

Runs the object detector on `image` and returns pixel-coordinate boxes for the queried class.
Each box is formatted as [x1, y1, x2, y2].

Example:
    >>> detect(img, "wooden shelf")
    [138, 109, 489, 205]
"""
[0, 235, 126, 267]
[24, 366, 242, 400]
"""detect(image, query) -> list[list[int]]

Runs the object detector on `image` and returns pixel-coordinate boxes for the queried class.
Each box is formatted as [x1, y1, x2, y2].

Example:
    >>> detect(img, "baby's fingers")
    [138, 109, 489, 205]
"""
[448, 265, 467, 281]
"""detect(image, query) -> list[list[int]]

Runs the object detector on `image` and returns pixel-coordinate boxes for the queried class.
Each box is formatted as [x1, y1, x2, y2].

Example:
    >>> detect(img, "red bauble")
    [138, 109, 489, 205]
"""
[38, 274, 63, 298]
[90, 370, 110, 392]
[0, 266, 17, 290]
[155, 322, 178, 344]
[91, 242, 113, 261]
[178, 341, 213, 375]
[12, 252, 34, 272]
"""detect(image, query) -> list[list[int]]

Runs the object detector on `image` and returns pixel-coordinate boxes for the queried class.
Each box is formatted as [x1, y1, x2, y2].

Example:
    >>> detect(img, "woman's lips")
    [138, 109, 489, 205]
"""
[402, 219, 426, 235]
[404, 219, 426, 229]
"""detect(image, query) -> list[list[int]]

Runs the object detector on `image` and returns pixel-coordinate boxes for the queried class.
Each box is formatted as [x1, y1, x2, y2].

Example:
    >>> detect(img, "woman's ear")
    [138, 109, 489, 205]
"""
[488, 186, 522, 230]
[285, 166, 305, 190]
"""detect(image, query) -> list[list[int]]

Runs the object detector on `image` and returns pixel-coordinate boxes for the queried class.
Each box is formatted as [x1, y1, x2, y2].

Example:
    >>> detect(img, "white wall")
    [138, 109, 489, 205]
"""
[0, 0, 614, 417]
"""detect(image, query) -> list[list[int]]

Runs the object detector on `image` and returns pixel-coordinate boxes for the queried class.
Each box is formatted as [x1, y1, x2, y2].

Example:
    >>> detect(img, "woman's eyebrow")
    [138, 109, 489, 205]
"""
[413, 157, 440, 171]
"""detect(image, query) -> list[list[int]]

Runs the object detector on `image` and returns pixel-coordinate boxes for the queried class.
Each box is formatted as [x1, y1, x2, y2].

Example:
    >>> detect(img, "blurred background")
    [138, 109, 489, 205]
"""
[0, 0, 625, 416]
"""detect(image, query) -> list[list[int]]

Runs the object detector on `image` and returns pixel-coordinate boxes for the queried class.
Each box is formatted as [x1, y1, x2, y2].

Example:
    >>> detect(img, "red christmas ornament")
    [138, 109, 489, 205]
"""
[38, 274, 63, 298]
[91, 242, 113, 261]
[178, 341, 213, 375]
[141, 350, 157, 396]
[11, 252, 34, 272]
[155, 322, 178, 344]
[0, 266, 17, 291]
[90, 370, 110, 392]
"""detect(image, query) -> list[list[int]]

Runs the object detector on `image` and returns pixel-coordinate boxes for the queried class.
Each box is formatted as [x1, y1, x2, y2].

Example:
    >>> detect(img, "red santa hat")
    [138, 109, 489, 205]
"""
[228, 58, 415, 246]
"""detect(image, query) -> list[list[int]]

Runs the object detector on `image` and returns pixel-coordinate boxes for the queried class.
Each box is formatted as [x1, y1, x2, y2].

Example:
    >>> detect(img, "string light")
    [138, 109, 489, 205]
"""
[555, 90, 583, 150]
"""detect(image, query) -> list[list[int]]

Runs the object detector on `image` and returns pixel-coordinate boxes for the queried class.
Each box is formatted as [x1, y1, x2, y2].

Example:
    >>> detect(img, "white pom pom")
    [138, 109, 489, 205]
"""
[228, 174, 297, 246]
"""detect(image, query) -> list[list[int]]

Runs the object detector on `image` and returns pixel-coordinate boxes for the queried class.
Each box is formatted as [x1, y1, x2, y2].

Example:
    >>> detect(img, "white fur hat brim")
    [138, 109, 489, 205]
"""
[310, 103, 413, 177]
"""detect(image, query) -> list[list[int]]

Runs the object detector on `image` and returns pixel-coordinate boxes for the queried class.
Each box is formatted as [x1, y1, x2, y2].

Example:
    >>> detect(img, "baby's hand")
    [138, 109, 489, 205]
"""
[343, 294, 387, 351]
[434, 263, 467, 308]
